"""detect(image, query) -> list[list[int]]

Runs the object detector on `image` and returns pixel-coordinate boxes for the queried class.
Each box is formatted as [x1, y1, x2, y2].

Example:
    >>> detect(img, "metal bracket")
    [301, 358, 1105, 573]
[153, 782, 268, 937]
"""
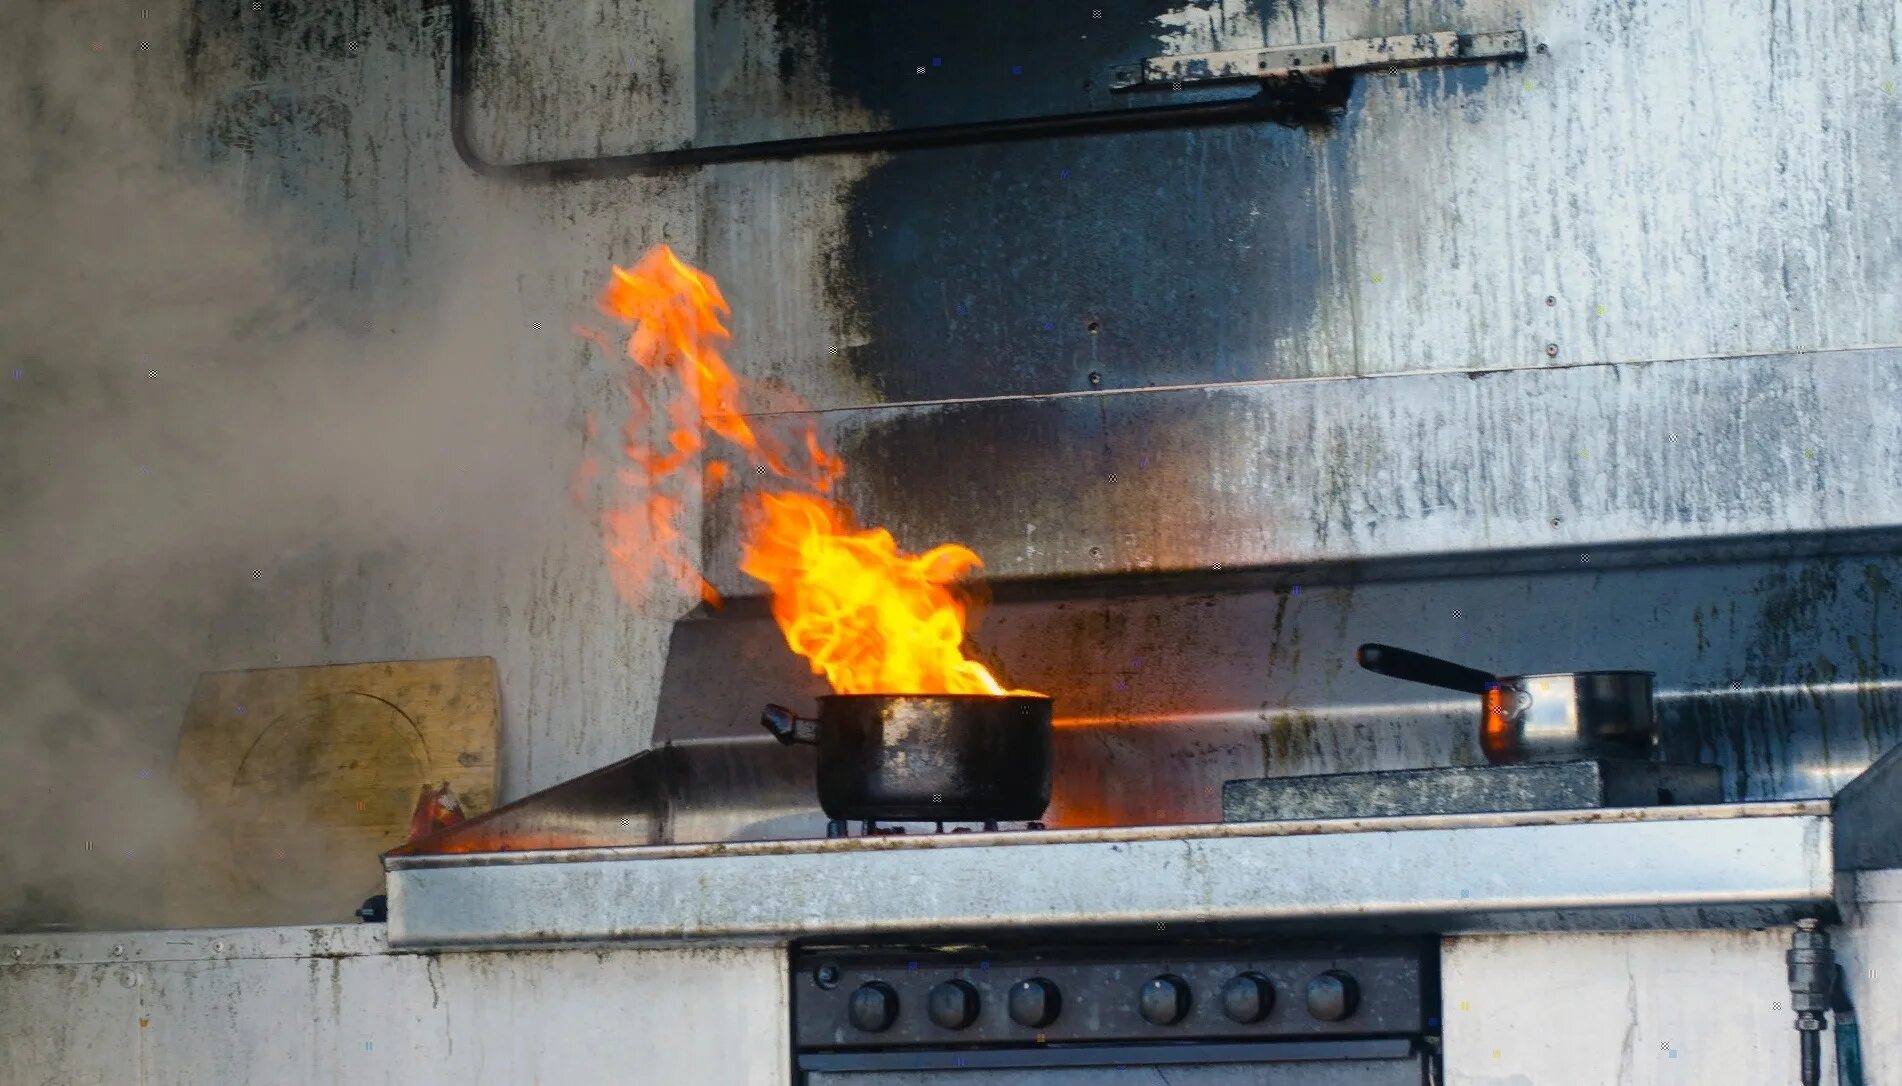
[1109, 30, 1527, 92]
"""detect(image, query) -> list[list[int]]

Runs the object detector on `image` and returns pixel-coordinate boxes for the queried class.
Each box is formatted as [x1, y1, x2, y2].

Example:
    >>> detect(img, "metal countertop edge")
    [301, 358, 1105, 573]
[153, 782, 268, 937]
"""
[383, 800, 1830, 871]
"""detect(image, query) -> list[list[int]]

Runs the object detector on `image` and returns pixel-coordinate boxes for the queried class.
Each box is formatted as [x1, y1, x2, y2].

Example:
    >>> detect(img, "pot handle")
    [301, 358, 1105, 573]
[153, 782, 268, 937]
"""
[761, 704, 819, 746]
[1356, 643, 1497, 696]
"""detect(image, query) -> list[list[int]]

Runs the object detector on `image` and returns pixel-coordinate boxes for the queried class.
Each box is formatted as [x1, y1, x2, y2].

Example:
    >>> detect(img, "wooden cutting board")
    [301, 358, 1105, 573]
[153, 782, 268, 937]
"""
[167, 658, 499, 927]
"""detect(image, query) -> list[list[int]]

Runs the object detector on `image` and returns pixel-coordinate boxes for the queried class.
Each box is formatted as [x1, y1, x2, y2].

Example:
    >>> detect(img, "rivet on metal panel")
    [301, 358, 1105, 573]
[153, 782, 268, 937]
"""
[1088, 371, 1103, 386]
[1086, 318, 1101, 334]
[1536, 43, 1549, 54]
[9, 947, 20, 959]
[1545, 295, 1557, 306]
[111, 944, 125, 957]
[1089, 547, 1103, 559]
[119, 970, 139, 988]
[213, 941, 226, 953]
[1544, 343, 1560, 357]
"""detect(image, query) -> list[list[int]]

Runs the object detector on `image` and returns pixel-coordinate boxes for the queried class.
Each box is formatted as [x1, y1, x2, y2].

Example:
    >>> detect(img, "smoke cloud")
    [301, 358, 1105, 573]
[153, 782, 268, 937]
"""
[0, 1, 671, 928]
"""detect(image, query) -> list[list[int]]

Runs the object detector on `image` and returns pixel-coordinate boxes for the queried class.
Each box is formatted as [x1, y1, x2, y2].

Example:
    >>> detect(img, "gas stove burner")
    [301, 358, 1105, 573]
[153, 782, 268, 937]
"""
[825, 818, 1048, 839]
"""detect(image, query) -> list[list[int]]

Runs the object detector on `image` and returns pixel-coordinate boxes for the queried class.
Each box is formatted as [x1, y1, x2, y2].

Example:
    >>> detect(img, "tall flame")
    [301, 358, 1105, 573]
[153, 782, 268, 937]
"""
[583, 244, 838, 605]
[582, 245, 1028, 696]
[739, 492, 1025, 695]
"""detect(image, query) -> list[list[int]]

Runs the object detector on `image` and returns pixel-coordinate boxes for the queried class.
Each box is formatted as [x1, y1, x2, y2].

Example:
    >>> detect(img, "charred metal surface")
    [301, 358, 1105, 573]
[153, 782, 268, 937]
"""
[1223, 761, 1724, 822]
[823, 118, 1351, 400]
[698, 0, 1357, 399]
[733, 0, 1249, 132]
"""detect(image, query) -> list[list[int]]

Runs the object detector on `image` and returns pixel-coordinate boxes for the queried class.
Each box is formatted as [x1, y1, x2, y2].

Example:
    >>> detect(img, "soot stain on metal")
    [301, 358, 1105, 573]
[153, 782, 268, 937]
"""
[1393, 64, 1494, 116]
[752, 0, 1343, 401]
[832, 123, 1343, 401]
[765, 0, 1209, 126]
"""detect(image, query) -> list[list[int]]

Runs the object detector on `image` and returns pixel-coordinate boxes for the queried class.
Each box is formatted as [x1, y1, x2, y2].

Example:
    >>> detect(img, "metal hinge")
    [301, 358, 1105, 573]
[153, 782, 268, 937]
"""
[1109, 30, 1527, 92]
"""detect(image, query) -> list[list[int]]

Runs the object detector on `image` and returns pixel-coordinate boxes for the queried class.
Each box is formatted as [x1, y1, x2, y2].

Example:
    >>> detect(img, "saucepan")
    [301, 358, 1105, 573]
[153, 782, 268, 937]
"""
[762, 694, 1053, 822]
[1356, 643, 1656, 764]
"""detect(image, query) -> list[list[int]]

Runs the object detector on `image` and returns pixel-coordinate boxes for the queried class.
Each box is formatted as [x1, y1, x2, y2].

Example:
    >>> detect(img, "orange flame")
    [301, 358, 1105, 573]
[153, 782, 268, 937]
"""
[584, 244, 838, 605]
[582, 245, 1028, 696]
[739, 492, 1029, 695]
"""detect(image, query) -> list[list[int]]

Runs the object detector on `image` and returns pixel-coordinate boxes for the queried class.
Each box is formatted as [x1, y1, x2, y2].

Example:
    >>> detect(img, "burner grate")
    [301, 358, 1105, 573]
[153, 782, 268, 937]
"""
[1223, 759, 1723, 823]
[826, 818, 1047, 838]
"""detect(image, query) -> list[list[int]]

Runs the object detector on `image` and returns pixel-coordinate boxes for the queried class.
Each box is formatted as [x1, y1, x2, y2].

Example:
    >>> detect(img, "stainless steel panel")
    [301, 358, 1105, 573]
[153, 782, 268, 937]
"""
[705, 350, 1902, 592]
[659, 551, 1902, 826]
[385, 737, 828, 854]
[384, 804, 1834, 949]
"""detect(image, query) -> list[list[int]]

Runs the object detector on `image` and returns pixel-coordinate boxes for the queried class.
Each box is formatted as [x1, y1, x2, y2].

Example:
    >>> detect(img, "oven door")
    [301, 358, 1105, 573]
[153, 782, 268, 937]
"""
[800, 1038, 1432, 1084]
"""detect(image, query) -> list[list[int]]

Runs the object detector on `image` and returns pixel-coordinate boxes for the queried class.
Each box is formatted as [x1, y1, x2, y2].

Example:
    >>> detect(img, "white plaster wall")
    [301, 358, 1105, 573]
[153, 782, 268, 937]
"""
[0, 927, 789, 1085]
[1444, 871, 1902, 1083]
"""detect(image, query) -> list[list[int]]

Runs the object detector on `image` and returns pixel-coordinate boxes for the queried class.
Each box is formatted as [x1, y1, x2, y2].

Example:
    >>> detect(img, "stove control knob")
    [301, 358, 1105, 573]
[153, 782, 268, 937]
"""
[1138, 974, 1192, 1025]
[1220, 971, 1275, 1023]
[847, 981, 899, 1032]
[1007, 977, 1062, 1027]
[1305, 970, 1359, 1022]
[927, 979, 980, 1030]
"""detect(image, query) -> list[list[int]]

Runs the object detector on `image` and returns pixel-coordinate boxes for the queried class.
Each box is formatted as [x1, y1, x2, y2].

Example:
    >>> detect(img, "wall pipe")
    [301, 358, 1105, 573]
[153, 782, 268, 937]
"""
[446, 0, 1348, 181]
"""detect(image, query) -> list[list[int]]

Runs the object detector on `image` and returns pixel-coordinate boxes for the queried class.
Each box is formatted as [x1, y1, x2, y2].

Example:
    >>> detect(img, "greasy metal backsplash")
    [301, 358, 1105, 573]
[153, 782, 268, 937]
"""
[651, 554, 1901, 835]
[704, 349, 1902, 594]
[657, 347, 1902, 838]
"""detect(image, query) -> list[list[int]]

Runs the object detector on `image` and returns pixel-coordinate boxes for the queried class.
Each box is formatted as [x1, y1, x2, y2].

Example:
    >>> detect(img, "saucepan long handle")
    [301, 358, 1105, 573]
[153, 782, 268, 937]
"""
[1356, 643, 1497, 696]
[761, 704, 820, 746]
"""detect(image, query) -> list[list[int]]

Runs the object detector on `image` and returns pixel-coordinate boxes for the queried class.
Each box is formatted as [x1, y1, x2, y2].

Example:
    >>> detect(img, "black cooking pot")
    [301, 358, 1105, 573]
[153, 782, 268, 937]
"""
[761, 694, 1053, 822]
